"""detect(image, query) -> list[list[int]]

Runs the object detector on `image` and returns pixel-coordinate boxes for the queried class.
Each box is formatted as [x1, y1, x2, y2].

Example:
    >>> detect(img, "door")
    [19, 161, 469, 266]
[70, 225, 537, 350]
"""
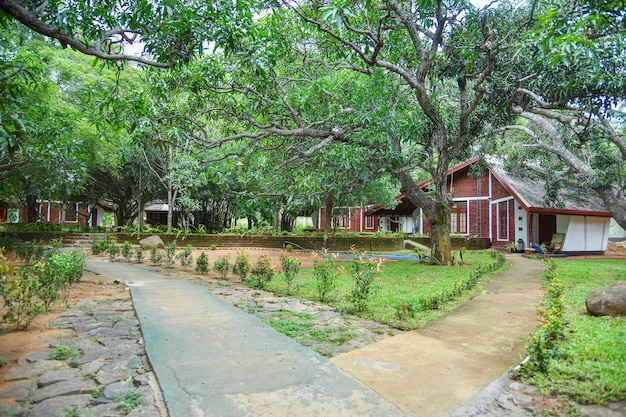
[538, 214, 556, 245]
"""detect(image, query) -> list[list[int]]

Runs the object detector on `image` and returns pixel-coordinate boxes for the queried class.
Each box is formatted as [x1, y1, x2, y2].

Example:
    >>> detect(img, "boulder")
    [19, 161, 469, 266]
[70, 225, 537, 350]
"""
[139, 235, 164, 250]
[586, 281, 626, 317]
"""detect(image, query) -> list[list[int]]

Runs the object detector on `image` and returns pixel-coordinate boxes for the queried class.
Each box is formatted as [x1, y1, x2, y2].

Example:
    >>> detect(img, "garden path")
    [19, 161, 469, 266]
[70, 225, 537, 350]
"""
[332, 254, 545, 417]
[85, 258, 409, 417]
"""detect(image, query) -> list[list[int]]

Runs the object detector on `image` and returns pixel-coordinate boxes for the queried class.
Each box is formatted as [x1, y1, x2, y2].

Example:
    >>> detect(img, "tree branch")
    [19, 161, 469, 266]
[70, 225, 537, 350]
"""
[0, 0, 175, 68]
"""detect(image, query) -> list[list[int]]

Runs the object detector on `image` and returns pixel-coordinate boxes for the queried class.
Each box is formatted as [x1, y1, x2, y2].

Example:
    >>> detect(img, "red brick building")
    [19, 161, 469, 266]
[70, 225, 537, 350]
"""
[0, 200, 112, 227]
[369, 156, 612, 254]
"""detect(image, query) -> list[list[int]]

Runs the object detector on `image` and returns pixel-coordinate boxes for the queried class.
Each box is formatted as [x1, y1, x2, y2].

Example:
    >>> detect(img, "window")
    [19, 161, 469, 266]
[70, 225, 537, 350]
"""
[65, 204, 78, 222]
[365, 215, 375, 229]
[450, 201, 467, 234]
[497, 201, 509, 240]
[336, 214, 350, 229]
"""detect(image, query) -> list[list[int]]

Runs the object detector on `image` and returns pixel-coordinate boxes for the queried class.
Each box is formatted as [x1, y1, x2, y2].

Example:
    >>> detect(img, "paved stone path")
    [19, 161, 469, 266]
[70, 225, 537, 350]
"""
[0, 297, 165, 417]
[85, 259, 408, 417]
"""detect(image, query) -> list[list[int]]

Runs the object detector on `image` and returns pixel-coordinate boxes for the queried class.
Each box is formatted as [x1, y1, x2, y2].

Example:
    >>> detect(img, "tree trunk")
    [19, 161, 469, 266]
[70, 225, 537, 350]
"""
[167, 180, 173, 230]
[429, 201, 453, 265]
[323, 195, 334, 248]
[395, 171, 453, 265]
[25, 195, 38, 223]
[594, 185, 626, 231]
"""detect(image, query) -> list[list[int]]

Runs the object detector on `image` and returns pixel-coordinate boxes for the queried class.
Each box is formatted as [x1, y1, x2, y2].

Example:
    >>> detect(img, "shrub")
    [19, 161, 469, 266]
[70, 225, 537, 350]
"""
[91, 235, 112, 255]
[164, 241, 177, 268]
[214, 255, 231, 280]
[210, 244, 217, 250]
[108, 244, 120, 260]
[312, 249, 338, 302]
[121, 241, 133, 262]
[347, 247, 380, 312]
[285, 244, 293, 253]
[279, 253, 301, 294]
[150, 246, 164, 265]
[0, 267, 44, 330]
[519, 259, 566, 375]
[195, 252, 209, 274]
[247, 255, 274, 289]
[232, 251, 251, 281]
[134, 247, 145, 263]
[33, 250, 86, 309]
[177, 245, 193, 270]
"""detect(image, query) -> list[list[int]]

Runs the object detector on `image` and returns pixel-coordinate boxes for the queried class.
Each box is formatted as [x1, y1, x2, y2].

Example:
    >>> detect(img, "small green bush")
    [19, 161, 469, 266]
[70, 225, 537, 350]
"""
[214, 255, 231, 280]
[150, 246, 164, 265]
[312, 249, 338, 302]
[108, 244, 120, 260]
[347, 248, 380, 312]
[0, 268, 44, 329]
[247, 255, 274, 289]
[121, 241, 133, 261]
[195, 252, 209, 274]
[164, 241, 177, 268]
[177, 245, 193, 270]
[91, 235, 112, 255]
[232, 251, 251, 281]
[279, 253, 301, 294]
[134, 247, 145, 263]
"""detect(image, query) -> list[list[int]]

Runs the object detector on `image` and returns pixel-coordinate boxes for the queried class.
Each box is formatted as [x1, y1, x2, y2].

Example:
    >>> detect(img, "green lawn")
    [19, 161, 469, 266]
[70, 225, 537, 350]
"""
[266, 250, 507, 329]
[521, 259, 626, 405]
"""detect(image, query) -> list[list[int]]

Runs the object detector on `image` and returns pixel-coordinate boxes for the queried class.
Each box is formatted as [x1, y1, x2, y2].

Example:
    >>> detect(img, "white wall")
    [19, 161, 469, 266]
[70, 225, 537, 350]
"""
[514, 201, 528, 247]
[563, 216, 610, 252]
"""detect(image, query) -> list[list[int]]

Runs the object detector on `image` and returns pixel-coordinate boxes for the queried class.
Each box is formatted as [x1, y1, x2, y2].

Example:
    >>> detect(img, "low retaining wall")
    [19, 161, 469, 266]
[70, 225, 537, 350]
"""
[4, 232, 490, 252]
[408, 237, 491, 250]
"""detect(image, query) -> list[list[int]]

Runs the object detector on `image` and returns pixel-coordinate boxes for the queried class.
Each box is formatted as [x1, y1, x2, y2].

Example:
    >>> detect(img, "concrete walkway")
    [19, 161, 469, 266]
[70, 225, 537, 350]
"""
[85, 259, 409, 417]
[332, 254, 544, 417]
[86, 254, 544, 417]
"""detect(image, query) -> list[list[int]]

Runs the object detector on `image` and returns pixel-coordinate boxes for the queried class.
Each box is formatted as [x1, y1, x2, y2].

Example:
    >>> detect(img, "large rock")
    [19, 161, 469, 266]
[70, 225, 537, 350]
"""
[139, 235, 164, 250]
[586, 281, 626, 317]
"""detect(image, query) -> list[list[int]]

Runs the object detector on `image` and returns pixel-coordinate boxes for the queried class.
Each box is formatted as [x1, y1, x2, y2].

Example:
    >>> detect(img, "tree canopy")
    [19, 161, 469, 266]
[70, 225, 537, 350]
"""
[1, 0, 624, 263]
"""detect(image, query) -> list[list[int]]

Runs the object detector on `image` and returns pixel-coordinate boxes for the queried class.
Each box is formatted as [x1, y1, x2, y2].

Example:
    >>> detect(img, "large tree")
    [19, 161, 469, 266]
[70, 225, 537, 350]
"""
[490, 0, 626, 229]
[175, 1, 513, 264]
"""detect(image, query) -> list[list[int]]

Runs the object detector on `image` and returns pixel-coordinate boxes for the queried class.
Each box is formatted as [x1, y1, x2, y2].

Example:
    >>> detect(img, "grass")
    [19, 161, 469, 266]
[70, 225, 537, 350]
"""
[262, 311, 357, 350]
[520, 259, 626, 405]
[266, 250, 506, 330]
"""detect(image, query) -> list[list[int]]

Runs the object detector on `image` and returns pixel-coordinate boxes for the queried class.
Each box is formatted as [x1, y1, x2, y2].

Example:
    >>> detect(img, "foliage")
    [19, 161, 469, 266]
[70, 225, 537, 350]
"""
[149, 246, 164, 265]
[279, 253, 301, 295]
[176, 245, 193, 270]
[91, 235, 113, 255]
[108, 244, 120, 260]
[50, 344, 83, 365]
[33, 250, 86, 308]
[516, 258, 626, 404]
[267, 250, 506, 329]
[134, 247, 145, 263]
[262, 311, 356, 356]
[0, 267, 44, 330]
[164, 241, 177, 268]
[213, 255, 231, 280]
[121, 241, 133, 262]
[116, 387, 142, 414]
[312, 249, 339, 303]
[246, 255, 274, 290]
[232, 251, 251, 281]
[347, 247, 380, 313]
[195, 252, 209, 274]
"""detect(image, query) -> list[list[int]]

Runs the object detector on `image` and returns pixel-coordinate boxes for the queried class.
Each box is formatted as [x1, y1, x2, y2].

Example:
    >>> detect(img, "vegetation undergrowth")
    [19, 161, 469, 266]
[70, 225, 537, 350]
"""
[515, 258, 626, 405]
[0, 245, 86, 329]
[265, 249, 507, 330]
